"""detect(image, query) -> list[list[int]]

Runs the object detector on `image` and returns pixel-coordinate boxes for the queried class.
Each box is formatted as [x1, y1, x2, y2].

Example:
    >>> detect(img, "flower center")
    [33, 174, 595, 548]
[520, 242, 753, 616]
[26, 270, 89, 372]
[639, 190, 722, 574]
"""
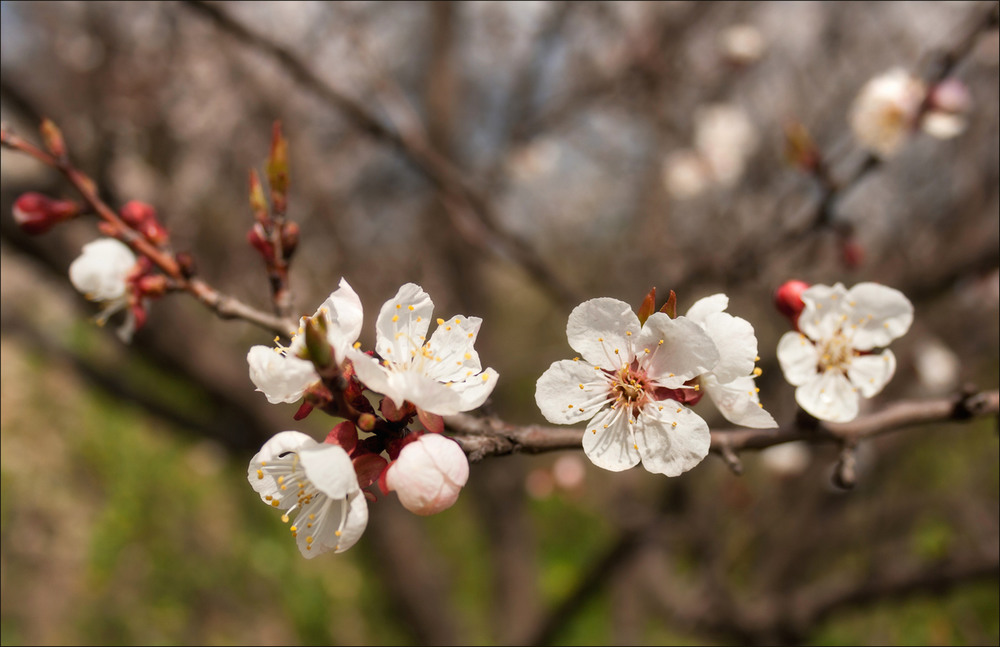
[609, 363, 651, 414]
[818, 332, 854, 372]
[258, 452, 348, 552]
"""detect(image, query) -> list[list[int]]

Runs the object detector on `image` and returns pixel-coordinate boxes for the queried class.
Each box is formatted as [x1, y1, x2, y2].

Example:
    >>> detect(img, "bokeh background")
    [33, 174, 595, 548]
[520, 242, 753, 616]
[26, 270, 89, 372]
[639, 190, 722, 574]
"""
[1, 1, 998, 645]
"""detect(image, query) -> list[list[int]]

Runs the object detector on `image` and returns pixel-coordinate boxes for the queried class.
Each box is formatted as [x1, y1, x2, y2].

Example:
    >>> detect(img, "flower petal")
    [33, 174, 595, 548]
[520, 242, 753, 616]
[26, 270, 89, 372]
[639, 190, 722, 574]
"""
[387, 370, 463, 416]
[638, 313, 719, 384]
[702, 374, 777, 428]
[317, 278, 364, 360]
[634, 403, 710, 477]
[248, 431, 319, 503]
[423, 315, 484, 382]
[69, 238, 137, 302]
[567, 298, 640, 369]
[348, 349, 395, 400]
[297, 490, 368, 558]
[776, 331, 819, 387]
[684, 293, 729, 325]
[795, 370, 859, 423]
[299, 443, 359, 499]
[535, 359, 609, 425]
[844, 283, 913, 350]
[581, 406, 641, 472]
[376, 283, 434, 363]
[699, 311, 758, 384]
[799, 282, 849, 342]
[450, 367, 500, 412]
[247, 345, 318, 404]
[847, 349, 896, 397]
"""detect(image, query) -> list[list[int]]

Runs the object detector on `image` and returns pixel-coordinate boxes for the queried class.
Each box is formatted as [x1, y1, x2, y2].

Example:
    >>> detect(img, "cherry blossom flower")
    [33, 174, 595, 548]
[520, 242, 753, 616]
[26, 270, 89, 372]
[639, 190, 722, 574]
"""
[68, 238, 139, 342]
[685, 294, 777, 429]
[385, 433, 469, 516]
[535, 297, 719, 477]
[248, 431, 368, 558]
[247, 278, 363, 404]
[776, 282, 913, 423]
[349, 283, 499, 416]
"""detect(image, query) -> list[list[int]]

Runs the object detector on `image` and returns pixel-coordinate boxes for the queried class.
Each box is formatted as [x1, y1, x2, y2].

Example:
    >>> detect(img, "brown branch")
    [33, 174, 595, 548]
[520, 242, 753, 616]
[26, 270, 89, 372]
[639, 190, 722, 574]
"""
[1, 122, 297, 338]
[446, 389, 1000, 462]
[181, 0, 582, 308]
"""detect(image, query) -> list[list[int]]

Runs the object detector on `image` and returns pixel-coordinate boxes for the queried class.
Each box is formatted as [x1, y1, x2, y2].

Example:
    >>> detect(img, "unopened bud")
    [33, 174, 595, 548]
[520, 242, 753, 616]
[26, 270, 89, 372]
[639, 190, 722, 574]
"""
[267, 121, 289, 216]
[783, 121, 821, 173]
[247, 223, 274, 259]
[248, 169, 269, 224]
[303, 316, 333, 369]
[136, 274, 168, 297]
[280, 221, 299, 260]
[774, 279, 809, 328]
[120, 201, 168, 245]
[840, 237, 865, 270]
[12, 192, 81, 234]
[39, 119, 66, 159]
[928, 78, 971, 115]
[175, 252, 196, 279]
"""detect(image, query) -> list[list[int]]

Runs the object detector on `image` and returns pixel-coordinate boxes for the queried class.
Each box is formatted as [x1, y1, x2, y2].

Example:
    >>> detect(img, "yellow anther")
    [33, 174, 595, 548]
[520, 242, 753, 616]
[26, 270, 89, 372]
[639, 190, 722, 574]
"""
[758, 402, 764, 408]
[579, 384, 584, 389]
[626, 331, 632, 336]
[692, 384, 700, 391]
[598, 337, 604, 342]
[603, 424, 609, 429]
[755, 355, 760, 362]
[273, 336, 281, 344]
[668, 373, 674, 377]
[676, 408, 682, 413]
[592, 429, 597, 434]
[567, 404, 573, 409]
[306, 536, 314, 544]
[753, 367, 763, 376]
[482, 374, 489, 381]
[271, 500, 280, 507]
[289, 526, 298, 532]
[633, 443, 638, 450]
[309, 514, 316, 521]
[353, 341, 362, 349]
[614, 349, 620, 354]
[417, 316, 422, 322]
[437, 318, 444, 325]
[256, 469, 263, 480]
[265, 495, 273, 501]
[335, 530, 342, 537]
[573, 357, 580, 361]
[883, 322, 890, 328]
[396, 304, 402, 310]
[658, 406, 664, 411]
[671, 422, 677, 428]
[454, 318, 461, 324]
[408, 305, 415, 311]
[392, 314, 399, 322]
[281, 514, 290, 523]
[658, 339, 664, 345]
[464, 353, 471, 360]
[446, 326, 452, 331]
[644, 349, 650, 354]
[467, 332, 474, 338]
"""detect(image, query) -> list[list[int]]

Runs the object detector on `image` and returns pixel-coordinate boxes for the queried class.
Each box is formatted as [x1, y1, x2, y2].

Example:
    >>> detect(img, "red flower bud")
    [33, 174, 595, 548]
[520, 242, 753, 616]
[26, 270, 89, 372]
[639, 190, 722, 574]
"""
[247, 223, 274, 259]
[280, 221, 299, 260]
[12, 192, 81, 234]
[120, 201, 169, 245]
[774, 279, 810, 328]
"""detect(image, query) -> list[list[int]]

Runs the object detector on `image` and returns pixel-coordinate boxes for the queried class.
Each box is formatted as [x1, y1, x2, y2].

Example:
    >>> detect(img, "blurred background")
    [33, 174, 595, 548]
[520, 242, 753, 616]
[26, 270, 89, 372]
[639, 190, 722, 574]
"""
[1, 1, 998, 644]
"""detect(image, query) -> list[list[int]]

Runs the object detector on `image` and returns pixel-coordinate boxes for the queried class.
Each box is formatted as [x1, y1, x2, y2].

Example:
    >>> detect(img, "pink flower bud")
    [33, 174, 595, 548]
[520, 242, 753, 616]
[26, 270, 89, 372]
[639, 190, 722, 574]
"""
[13, 192, 80, 234]
[120, 201, 169, 245]
[928, 78, 971, 116]
[774, 279, 810, 328]
[385, 434, 469, 516]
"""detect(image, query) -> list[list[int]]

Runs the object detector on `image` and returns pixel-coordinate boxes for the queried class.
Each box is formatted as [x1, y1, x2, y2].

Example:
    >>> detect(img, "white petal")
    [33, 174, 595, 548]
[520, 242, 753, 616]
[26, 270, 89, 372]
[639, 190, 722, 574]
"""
[69, 238, 137, 301]
[776, 332, 819, 387]
[317, 278, 364, 360]
[566, 298, 640, 369]
[638, 313, 719, 384]
[376, 283, 434, 363]
[702, 374, 777, 428]
[535, 359, 610, 425]
[247, 431, 319, 503]
[298, 490, 368, 558]
[386, 370, 463, 415]
[386, 434, 469, 515]
[844, 283, 913, 350]
[423, 315, 484, 381]
[847, 349, 896, 398]
[699, 311, 757, 384]
[333, 490, 369, 553]
[247, 345, 318, 404]
[299, 443, 360, 499]
[634, 404, 710, 477]
[795, 370, 859, 423]
[581, 407, 641, 472]
[451, 367, 500, 412]
[348, 350, 396, 400]
[799, 283, 849, 342]
[684, 293, 728, 325]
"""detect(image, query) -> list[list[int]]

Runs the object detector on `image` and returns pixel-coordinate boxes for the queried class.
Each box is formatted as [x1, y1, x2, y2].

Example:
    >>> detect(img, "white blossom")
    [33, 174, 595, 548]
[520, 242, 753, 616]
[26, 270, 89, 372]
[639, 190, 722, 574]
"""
[385, 433, 469, 516]
[849, 69, 926, 157]
[685, 294, 777, 428]
[68, 238, 138, 342]
[247, 278, 363, 404]
[248, 431, 368, 557]
[535, 298, 719, 477]
[777, 282, 913, 423]
[349, 283, 499, 416]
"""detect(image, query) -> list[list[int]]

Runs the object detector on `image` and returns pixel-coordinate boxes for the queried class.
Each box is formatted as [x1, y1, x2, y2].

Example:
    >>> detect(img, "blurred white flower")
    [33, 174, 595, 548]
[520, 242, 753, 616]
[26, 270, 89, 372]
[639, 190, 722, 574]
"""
[914, 337, 960, 394]
[849, 69, 926, 157]
[777, 282, 913, 422]
[247, 278, 363, 404]
[759, 441, 811, 477]
[718, 24, 766, 66]
[663, 104, 758, 199]
[385, 433, 469, 515]
[535, 297, 719, 476]
[350, 283, 499, 416]
[248, 431, 368, 558]
[69, 237, 139, 341]
[686, 294, 777, 428]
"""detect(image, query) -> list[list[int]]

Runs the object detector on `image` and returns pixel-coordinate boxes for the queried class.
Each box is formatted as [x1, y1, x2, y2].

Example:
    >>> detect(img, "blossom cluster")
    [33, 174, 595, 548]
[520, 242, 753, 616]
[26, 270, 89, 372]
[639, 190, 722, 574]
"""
[246, 280, 496, 558]
[536, 294, 776, 477]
